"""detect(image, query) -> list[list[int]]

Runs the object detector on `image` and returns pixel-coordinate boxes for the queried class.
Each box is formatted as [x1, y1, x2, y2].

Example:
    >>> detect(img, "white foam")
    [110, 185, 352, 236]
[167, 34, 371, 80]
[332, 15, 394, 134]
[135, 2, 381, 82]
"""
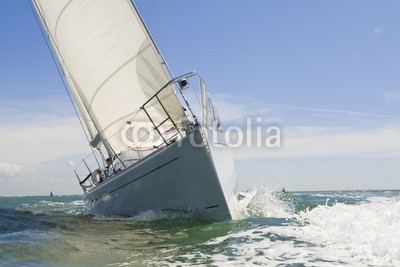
[210, 196, 400, 266]
[233, 186, 294, 219]
[150, 192, 400, 266]
[132, 210, 193, 221]
[285, 197, 400, 266]
[91, 209, 193, 222]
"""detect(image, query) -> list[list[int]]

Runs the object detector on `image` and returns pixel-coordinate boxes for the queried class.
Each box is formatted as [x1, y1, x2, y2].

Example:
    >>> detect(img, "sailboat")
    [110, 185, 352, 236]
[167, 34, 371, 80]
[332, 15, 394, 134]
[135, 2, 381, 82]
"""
[32, 0, 238, 221]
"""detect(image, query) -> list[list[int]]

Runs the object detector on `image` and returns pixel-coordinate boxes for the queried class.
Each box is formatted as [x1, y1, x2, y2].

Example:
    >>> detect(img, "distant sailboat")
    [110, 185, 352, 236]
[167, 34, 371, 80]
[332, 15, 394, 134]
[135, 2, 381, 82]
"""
[32, 0, 238, 220]
[50, 191, 54, 197]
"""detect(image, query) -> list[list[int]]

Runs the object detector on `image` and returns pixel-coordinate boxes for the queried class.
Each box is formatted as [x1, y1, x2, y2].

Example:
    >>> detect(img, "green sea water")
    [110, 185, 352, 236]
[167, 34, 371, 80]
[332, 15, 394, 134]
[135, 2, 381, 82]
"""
[1, 189, 399, 266]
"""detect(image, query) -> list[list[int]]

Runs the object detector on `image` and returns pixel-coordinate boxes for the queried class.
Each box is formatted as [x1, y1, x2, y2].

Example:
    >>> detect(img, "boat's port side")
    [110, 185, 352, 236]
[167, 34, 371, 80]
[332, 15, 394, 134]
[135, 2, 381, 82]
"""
[83, 129, 233, 221]
[88, 156, 180, 202]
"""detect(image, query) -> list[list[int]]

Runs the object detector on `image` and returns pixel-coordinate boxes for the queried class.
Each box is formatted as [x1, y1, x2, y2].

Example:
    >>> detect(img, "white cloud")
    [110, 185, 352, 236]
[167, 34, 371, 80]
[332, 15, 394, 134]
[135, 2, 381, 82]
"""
[0, 117, 90, 165]
[184, 92, 255, 123]
[0, 165, 82, 196]
[0, 98, 91, 195]
[212, 94, 249, 122]
[232, 126, 400, 160]
[0, 162, 23, 176]
[183, 92, 280, 124]
[0, 116, 89, 195]
[273, 104, 400, 120]
[373, 27, 385, 37]
[0, 96, 75, 123]
[210, 93, 283, 124]
[191, 93, 400, 159]
[203, 93, 400, 127]
[0, 96, 88, 165]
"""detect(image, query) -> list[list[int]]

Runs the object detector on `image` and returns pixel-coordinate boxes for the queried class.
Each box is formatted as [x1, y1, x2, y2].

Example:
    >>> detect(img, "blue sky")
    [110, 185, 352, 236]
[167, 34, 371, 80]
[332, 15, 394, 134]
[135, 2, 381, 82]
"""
[0, 0, 400, 196]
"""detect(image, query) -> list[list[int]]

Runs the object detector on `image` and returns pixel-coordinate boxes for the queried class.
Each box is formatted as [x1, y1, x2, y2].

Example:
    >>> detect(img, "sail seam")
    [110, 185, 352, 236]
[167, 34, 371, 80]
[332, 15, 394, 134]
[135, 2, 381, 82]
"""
[54, 0, 76, 44]
[88, 43, 152, 111]
[30, 0, 95, 144]
[101, 110, 144, 139]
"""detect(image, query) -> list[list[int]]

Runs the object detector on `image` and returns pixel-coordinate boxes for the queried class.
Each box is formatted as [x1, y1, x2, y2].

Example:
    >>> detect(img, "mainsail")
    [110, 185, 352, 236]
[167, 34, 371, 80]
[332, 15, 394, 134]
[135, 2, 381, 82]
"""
[32, 0, 187, 155]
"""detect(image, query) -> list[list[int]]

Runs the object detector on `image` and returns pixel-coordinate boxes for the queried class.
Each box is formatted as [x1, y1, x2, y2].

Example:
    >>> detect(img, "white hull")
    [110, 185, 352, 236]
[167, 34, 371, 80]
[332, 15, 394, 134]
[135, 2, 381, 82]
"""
[83, 128, 237, 221]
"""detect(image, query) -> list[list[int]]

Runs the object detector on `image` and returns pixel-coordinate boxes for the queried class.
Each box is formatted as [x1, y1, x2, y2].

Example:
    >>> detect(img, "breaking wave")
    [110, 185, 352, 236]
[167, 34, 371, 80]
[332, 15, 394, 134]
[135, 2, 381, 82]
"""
[208, 190, 400, 266]
[149, 189, 400, 266]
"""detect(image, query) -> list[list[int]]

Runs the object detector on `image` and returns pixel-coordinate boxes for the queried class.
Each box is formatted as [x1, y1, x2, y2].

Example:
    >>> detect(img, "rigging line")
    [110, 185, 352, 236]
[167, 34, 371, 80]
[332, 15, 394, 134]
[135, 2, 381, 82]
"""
[27, 0, 91, 144]
[128, 108, 142, 123]
[156, 0, 201, 110]
[157, 0, 186, 71]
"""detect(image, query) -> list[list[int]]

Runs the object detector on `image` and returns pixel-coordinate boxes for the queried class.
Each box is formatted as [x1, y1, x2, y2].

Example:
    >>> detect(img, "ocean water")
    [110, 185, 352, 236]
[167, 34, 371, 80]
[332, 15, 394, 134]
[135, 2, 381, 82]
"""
[0, 189, 399, 266]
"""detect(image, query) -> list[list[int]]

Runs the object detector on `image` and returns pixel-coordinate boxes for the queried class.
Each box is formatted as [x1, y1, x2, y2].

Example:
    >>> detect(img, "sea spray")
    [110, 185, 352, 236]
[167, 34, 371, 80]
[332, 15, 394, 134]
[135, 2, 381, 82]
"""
[233, 186, 295, 219]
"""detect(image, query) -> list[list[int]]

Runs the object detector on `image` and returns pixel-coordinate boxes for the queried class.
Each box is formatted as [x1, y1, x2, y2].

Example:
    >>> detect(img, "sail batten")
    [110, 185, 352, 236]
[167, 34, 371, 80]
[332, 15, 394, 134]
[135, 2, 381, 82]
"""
[33, 0, 187, 155]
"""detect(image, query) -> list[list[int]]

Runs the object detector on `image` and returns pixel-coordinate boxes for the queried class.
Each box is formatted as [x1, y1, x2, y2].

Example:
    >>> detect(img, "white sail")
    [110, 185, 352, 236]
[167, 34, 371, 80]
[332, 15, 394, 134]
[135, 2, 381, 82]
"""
[32, 0, 187, 155]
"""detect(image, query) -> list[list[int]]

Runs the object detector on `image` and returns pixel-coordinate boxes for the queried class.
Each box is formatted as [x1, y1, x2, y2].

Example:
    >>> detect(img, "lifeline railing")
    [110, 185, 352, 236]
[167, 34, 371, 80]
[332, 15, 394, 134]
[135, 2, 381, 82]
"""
[75, 71, 222, 193]
[153, 71, 222, 132]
